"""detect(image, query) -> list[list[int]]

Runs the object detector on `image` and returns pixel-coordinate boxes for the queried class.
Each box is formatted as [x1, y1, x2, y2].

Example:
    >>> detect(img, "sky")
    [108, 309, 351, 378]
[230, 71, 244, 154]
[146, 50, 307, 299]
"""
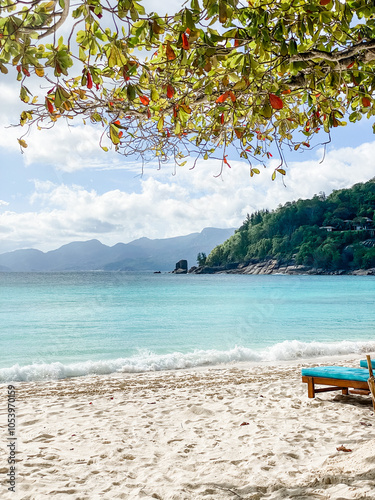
[1, 1, 375, 255]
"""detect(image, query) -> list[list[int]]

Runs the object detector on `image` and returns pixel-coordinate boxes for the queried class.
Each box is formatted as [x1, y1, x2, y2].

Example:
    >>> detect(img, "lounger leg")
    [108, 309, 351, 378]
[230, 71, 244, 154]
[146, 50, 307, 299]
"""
[342, 388, 349, 395]
[307, 377, 315, 398]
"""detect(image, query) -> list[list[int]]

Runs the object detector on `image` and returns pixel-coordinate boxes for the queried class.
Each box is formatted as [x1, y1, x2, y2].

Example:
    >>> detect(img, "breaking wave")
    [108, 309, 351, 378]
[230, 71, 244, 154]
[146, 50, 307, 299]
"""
[2, 339, 375, 382]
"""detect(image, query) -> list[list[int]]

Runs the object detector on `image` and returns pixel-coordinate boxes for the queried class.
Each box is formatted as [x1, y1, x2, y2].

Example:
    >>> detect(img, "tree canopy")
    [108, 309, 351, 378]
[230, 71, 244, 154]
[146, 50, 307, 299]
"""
[205, 179, 375, 271]
[2, 0, 375, 177]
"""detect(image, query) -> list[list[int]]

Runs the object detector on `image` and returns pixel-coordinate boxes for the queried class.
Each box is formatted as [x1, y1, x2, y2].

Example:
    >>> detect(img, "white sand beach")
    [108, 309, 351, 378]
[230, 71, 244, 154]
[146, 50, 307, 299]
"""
[2, 356, 375, 499]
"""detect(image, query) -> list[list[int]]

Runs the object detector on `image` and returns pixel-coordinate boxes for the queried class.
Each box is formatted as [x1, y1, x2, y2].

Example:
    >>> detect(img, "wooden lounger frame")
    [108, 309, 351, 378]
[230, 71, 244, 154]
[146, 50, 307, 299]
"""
[302, 375, 370, 399]
[303, 355, 375, 403]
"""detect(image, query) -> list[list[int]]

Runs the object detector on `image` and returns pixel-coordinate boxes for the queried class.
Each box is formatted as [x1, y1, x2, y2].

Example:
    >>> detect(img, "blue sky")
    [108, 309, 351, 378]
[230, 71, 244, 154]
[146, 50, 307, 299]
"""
[1, 1, 375, 254]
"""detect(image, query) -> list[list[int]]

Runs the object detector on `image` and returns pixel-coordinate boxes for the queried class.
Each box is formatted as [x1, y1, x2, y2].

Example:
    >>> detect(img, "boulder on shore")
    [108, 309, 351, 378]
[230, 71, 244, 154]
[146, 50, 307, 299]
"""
[172, 259, 188, 274]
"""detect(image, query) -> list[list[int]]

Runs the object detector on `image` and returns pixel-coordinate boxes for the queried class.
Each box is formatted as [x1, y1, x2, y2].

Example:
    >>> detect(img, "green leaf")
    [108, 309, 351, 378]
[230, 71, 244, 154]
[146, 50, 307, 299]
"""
[110, 124, 120, 144]
[151, 87, 159, 101]
[54, 87, 63, 108]
[184, 9, 195, 30]
[191, 0, 200, 11]
[133, 1, 145, 15]
[79, 46, 86, 61]
[157, 116, 164, 131]
[289, 39, 298, 55]
[127, 85, 136, 101]
[219, 1, 227, 24]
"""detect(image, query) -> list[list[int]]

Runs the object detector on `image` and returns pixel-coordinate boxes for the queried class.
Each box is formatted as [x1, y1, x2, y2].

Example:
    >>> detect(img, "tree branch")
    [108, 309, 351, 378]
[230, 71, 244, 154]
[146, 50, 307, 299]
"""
[38, 0, 70, 40]
[290, 39, 375, 66]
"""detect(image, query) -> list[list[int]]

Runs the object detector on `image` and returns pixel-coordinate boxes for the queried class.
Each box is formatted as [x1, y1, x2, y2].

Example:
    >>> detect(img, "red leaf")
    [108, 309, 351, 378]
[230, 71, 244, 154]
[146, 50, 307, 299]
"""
[113, 120, 121, 125]
[337, 445, 352, 452]
[302, 142, 310, 147]
[269, 93, 283, 110]
[147, 109, 151, 118]
[220, 113, 224, 124]
[166, 41, 176, 61]
[223, 155, 231, 168]
[16, 65, 21, 72]
[281, 89, 291, 95]
[87, 71, 93, 89]
[229, 91, 236, 103]
[234, 39, 240, 47]
[118, 131, 123, 138]
[167, 85, 175, 99]
[320, 0, 330, 5]
[216, 91, 229, 103]
[362, 97, 371, 107]
[140, 95, 150, 106]
[45, 98, 54, 114]
[22, 67, 30, 77]
[182, 33, 190, 50]
[347, 61, 355, 69]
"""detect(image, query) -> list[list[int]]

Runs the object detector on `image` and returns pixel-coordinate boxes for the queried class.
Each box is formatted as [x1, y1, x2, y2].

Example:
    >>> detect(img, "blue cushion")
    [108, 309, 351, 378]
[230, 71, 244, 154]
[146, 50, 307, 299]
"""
[302, 366, 369, 382]
[360, 359, 375, 368]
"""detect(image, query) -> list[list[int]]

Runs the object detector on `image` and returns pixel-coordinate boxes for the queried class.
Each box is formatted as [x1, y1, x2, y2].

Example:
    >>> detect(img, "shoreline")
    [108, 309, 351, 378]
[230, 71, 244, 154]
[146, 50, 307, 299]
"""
[189, 259, 375, 276]
[2, 355, 375, 499]
[3, 345, 375, 384]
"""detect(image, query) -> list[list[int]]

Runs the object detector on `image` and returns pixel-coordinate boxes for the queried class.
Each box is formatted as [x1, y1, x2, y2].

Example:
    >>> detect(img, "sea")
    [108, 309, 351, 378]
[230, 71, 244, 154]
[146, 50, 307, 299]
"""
[1, 272, 374, 383]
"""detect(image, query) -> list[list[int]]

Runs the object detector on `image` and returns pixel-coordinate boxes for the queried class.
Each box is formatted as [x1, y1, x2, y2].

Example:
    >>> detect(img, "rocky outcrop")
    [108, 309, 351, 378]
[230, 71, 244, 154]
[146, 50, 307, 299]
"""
[189, 262, 239, 274]
[352, 268, 375, 275]
[188, 259, 375, 276]
[172, 259, 188, 274]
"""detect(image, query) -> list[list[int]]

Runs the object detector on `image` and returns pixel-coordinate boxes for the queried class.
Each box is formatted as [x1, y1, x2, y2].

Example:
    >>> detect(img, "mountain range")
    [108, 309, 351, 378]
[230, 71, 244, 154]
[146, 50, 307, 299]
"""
[0, 227, 235, 272]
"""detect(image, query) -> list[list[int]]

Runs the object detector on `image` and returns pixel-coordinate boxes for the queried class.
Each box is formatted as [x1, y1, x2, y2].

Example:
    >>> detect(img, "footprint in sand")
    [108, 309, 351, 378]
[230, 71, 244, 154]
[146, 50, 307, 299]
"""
[24, 433, 55, 443]
[20, 419, 39, 426]
[186, 405, 214, 416]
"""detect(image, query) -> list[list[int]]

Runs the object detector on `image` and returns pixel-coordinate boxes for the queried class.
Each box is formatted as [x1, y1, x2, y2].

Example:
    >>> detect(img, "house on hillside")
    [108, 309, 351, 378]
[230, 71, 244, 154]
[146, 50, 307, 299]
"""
[320, 218, 375, 236]
[353, 217, 374, 235]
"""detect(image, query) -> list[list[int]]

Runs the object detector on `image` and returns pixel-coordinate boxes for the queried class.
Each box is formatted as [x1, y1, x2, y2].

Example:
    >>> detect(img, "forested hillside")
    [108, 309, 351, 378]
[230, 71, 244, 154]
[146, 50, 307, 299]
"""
[206, 180, 375, 271]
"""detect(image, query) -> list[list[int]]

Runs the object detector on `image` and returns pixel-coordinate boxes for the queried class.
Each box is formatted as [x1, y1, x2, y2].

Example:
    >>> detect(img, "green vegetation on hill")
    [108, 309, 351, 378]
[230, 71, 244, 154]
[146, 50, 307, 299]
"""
[206, 179, 375, 271]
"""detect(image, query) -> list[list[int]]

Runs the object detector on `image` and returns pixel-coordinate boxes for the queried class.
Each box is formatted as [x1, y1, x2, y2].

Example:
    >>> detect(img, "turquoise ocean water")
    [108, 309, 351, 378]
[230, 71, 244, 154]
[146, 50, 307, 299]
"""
[1, 272, 374, 382]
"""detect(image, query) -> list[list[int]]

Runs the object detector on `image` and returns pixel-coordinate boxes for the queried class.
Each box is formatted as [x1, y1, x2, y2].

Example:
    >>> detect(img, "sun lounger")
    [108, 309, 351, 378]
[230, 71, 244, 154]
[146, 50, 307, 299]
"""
[302, 366, 371, 398]
[360, 359, 375, 369]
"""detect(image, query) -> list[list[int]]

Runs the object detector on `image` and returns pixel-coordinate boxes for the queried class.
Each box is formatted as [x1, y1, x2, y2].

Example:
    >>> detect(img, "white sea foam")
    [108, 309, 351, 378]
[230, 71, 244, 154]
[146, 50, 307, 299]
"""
[1, 339, 375, 383]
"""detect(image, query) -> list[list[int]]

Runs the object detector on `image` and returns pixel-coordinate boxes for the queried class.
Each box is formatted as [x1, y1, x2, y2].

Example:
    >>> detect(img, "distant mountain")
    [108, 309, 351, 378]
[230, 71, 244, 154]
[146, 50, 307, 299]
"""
[0, 227, 235, 272]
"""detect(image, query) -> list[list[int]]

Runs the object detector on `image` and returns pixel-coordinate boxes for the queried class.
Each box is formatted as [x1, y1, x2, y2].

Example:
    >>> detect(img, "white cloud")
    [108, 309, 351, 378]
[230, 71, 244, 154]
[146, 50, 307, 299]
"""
[0, 81, 137, 173]
[0, 140, 374, 254]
